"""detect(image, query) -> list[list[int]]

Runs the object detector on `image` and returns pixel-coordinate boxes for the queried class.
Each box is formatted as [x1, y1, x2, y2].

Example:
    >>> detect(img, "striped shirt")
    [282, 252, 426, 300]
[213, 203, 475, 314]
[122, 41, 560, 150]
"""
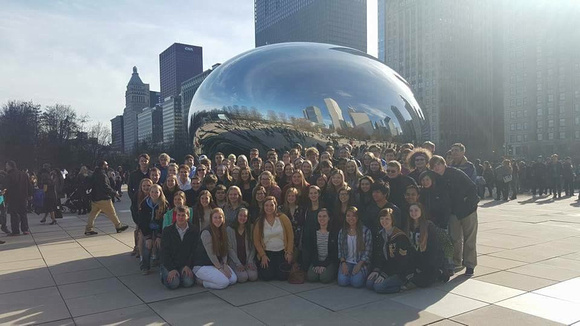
[316, 230, 329, 262]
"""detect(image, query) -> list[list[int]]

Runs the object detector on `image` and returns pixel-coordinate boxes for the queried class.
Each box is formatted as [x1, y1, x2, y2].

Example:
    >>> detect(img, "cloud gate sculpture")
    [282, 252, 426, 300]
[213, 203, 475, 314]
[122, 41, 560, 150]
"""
[188, 42, 428, 157]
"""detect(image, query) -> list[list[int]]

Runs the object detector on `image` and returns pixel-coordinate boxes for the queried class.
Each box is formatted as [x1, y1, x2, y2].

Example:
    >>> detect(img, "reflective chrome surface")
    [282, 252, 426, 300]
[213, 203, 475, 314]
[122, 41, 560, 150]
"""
[188, 42, 428, 156]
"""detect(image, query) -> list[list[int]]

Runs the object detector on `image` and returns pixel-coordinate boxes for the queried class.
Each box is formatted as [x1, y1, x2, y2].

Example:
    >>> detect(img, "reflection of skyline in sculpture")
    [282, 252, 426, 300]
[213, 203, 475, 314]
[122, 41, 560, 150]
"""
[324, 98, 347, 130]
[188, 42, 428, 157]
[303, 106, 323, 124]
[348, 107, 374, 135]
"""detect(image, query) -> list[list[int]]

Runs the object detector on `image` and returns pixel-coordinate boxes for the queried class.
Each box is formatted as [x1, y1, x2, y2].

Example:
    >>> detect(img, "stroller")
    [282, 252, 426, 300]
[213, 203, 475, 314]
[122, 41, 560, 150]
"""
[62, 189, 84, 214]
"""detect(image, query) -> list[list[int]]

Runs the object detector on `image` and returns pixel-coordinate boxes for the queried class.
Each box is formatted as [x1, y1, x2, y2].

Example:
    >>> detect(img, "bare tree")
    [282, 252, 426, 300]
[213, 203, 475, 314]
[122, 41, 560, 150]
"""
[88, 122, 111, 146]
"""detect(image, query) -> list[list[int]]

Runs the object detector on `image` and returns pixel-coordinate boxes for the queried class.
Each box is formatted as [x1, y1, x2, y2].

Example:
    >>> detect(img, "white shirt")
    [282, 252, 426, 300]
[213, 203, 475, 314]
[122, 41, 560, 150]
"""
[346, 234, 357, 264]
[178, 177, 192, 191]
[263, 217, 285, 252]
[176, 223, 189, 241]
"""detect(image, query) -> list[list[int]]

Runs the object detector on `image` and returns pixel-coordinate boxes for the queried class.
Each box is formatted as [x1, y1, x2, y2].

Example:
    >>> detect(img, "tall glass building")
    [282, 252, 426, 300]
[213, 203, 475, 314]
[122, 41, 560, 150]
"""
[254, 0, 367, 53]
[378, 0, 502, 158]
[159, 43, 203, 101]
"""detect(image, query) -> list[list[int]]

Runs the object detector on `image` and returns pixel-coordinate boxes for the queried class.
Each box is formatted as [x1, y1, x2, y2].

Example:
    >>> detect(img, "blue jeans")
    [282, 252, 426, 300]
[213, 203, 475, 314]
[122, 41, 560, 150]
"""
[160, 265, 195, 290]
[366, 273, 403, 294]
[337, 262, 367, 288]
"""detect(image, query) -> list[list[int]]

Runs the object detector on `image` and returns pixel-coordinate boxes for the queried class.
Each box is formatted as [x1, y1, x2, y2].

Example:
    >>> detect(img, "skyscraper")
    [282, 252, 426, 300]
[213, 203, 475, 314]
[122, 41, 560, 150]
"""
[137, 106, 163, 144]
[324, 98, 346, 130]
[303, 106, 324, 124]
[162, 96, 183, 147]
[502, 0, 580, 158]
[123, 66, 150, 153]
[110, 115, 124, 152]
[180, 63, 221, 135]
[160, 43, 203, 100]
[378, 0, 500, 157]
[255, 0, 367, 52]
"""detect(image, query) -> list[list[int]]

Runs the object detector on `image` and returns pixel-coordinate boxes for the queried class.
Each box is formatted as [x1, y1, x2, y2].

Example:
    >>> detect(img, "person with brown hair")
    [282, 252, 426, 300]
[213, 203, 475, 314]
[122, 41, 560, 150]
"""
[304, 209, 338, 283]
[279, 187, 306, 260]
[366, 208, 412, 294]
[258, 171, 282, 201]
[407, 148, 432, 184]
[193, 208, 237, 289]
[253, 196, 294, 281]
[137, 184, 169, 274]
[407, 203, 450, 287]
[227, 208, 258, 283]
[162, 175, 179, 209]
[192, 190, 217, 231]
[160, 206, 199, 290]
[237, 166, 256, 204]
[162, 191, 193, 230]
[223, 186, 247, 226]
[281, 170, 309, 205]
[337, 207, 372, 288]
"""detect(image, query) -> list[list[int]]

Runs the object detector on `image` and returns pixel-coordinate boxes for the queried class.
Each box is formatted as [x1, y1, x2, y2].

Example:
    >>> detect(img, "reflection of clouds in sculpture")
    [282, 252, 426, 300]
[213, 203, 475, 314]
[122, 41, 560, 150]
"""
[188, 42, 427, 157]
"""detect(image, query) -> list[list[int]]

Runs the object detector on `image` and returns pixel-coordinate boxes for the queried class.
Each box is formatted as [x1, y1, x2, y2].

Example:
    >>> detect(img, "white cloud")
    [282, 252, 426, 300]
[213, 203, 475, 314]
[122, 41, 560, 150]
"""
[1, 0, 376, 125]
[0, 0, 255, 124]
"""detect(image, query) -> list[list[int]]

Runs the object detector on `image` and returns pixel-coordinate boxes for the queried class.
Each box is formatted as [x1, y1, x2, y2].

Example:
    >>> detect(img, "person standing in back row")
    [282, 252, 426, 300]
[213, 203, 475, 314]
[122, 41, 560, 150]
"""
[85, 161, 128, 236]
[429, 155, 479, 276]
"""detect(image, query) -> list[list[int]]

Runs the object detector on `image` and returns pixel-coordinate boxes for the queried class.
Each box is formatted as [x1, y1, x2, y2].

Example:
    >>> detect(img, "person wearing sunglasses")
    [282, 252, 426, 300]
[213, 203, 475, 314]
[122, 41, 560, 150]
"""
[384, 161, 417, 212]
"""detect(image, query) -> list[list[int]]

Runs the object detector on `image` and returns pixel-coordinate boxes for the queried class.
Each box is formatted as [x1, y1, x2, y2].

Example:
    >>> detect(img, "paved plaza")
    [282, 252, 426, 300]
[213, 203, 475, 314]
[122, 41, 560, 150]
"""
[1, 195, 580, 325]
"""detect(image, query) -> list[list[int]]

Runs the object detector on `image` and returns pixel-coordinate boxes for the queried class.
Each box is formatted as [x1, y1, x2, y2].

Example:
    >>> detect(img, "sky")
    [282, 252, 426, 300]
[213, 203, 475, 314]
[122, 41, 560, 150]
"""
[0, 0, 378, 126]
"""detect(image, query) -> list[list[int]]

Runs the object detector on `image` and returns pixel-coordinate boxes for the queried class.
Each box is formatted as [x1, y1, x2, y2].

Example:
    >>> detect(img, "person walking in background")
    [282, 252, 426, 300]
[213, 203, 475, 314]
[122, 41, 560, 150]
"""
[39, 168, 58, 225]
[562, 157, 575, 197]
[84, 161, 128, 236]
[482, 161, 495, 199]
[547, 154, 563, 199]
[494, 160, 512, 201]
[4, 161, 32, 236]
[0, 170, 9, 234]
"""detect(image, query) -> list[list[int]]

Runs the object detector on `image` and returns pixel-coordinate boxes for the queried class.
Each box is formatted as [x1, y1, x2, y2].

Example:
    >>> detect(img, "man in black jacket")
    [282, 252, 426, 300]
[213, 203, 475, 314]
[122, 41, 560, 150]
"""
[160, 206, 199, 289]
[4, 161, 32, 235]
[430, 155, 479, 276]
[84, 161, 128, 236]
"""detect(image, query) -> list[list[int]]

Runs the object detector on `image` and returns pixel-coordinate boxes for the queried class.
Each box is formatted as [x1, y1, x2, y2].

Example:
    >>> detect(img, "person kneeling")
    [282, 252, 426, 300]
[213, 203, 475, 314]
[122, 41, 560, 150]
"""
[160, 206, 200, 290]
[226, 208, 258, 282]
[193, 208, 237, 289]
[366, 208, 413, 294]
[305, 209, 338, 283]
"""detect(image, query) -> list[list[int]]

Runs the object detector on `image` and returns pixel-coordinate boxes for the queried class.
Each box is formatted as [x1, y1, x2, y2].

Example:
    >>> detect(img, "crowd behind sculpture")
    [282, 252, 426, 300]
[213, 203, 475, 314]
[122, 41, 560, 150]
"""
[1, 141, 579, 293]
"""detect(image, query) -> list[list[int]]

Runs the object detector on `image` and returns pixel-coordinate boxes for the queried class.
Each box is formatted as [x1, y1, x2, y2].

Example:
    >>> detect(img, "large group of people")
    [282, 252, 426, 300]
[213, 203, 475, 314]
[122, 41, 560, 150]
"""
[1, 140, 578, 293]
[113, 141, 481, 293]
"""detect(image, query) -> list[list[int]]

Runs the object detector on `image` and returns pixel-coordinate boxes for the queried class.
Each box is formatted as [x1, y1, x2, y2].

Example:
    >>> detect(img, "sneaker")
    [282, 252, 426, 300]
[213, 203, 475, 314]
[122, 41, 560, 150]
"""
[465, 268, 474, 276]
[22, 231, 30, 235]
[116, 224, 129, 233]
[84, 231, 98, 236]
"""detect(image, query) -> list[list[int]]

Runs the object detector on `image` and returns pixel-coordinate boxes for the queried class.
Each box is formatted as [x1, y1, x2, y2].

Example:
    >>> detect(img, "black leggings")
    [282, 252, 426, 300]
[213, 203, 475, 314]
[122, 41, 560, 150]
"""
[258, 250, 289, 281]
